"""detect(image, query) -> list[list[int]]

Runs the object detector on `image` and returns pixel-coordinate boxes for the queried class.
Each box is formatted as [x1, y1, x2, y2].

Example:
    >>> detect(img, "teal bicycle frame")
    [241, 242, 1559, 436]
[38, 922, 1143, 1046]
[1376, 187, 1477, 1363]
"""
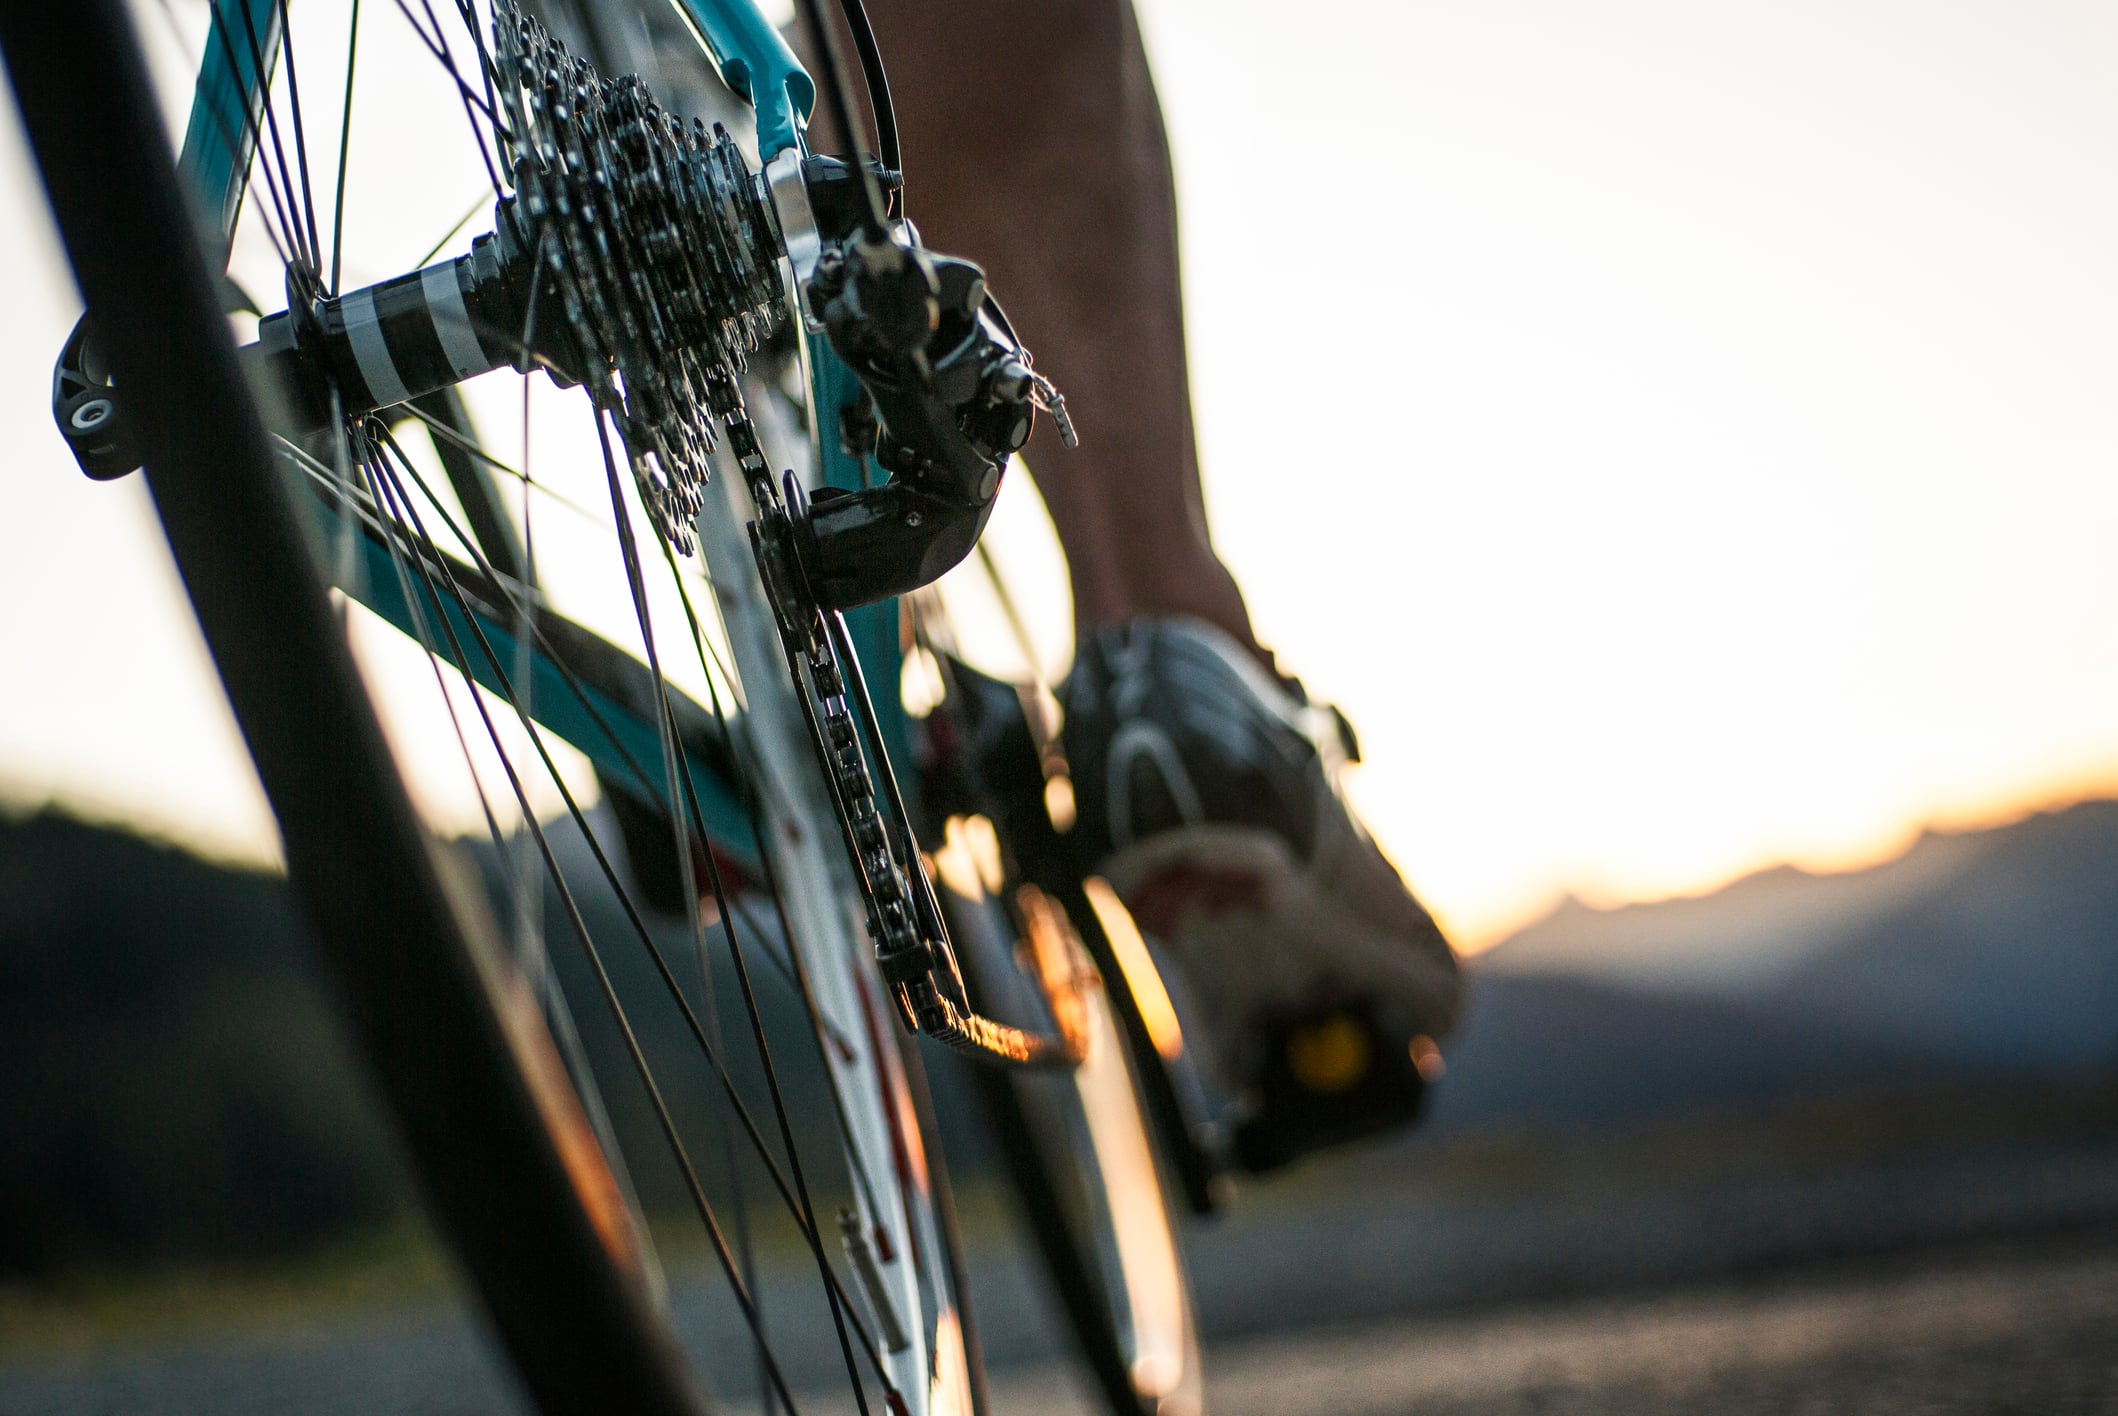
[178, 0, 910, 871]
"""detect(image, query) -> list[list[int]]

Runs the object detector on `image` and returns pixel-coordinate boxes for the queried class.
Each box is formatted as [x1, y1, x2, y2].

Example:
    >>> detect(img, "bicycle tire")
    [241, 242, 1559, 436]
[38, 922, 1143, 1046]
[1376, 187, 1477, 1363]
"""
[4, 4, 982, 1414]
[910, 644, 1205, 1416]
[942, 872, 1204, 1416]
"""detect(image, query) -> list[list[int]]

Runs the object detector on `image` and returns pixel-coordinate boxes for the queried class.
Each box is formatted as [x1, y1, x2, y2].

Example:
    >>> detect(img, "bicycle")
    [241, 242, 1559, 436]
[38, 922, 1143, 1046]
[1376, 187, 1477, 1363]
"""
[2, 1, 1223, 1412]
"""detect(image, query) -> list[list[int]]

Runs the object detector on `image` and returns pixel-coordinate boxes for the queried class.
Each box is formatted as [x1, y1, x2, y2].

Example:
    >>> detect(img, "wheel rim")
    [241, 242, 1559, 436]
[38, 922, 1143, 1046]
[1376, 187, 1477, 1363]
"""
[935, 835, 1203, 1416]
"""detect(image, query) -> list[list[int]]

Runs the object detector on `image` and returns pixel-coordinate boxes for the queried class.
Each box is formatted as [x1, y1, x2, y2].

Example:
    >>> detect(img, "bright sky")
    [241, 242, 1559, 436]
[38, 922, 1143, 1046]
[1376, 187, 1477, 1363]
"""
[3, 1, 2117, 950]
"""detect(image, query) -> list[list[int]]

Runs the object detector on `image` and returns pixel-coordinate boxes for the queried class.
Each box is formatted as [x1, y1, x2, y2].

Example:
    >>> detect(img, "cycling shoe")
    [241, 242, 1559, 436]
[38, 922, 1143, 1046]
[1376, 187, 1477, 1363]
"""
[1060, 617, 1462, 1161]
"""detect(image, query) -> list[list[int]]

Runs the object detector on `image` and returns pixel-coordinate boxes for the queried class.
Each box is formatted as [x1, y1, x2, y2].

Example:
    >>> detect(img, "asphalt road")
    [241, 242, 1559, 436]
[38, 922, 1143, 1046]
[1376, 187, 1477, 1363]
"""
[6, 1138, 2118, 1414]
[1183, 1231, 2118, 1416]
[6, 1228, 2118, 1415]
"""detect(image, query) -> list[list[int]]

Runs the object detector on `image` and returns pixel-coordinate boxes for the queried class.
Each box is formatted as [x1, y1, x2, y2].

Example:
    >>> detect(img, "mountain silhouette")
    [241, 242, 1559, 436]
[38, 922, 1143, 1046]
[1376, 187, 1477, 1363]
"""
[7, 796, 2113, 1272]
[1425, 970, 1937, 1132]
[1451, 799, 2118, 1124]
[1480, 828, 1995, 996]
[1767, 801, 2118, 1072]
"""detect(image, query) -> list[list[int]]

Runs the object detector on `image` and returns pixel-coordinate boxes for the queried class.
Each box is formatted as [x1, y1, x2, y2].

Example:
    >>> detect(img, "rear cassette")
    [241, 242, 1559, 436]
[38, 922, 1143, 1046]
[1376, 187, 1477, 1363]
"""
[491, 0, 786, 551]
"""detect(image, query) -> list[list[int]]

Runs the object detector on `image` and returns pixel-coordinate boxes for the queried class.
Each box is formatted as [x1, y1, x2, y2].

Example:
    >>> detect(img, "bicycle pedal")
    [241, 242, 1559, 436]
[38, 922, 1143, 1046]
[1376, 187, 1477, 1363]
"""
[1233, 997, 1441, 1173]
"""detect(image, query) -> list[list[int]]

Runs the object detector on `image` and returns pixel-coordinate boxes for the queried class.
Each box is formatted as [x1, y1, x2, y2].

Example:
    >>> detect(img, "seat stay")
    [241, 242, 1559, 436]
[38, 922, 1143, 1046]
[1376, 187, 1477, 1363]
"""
[178, 0, 281, 252]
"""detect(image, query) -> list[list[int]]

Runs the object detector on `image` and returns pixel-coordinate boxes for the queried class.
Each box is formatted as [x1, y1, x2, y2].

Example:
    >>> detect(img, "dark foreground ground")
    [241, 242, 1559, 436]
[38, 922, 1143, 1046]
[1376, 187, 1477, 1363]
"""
[4, 1226, 2115, 1415]
[5, 1132, 2117, 1415]
[1181, 1230, 2118, 1416]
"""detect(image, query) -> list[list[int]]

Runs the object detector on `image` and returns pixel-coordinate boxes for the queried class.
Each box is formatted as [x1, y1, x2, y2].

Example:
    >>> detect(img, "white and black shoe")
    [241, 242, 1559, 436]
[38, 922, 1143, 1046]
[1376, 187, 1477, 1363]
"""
[1060, 618, 1462, 1164]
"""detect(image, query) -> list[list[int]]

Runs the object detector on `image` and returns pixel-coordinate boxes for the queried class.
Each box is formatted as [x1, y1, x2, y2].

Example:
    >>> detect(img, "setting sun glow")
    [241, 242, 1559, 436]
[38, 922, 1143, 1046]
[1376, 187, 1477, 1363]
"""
[3, 0, 2116, 956]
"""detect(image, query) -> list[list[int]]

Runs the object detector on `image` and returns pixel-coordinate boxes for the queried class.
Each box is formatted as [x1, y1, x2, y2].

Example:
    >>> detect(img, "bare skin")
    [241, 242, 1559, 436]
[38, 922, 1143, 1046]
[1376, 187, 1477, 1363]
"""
[815, 0, 1267, 665]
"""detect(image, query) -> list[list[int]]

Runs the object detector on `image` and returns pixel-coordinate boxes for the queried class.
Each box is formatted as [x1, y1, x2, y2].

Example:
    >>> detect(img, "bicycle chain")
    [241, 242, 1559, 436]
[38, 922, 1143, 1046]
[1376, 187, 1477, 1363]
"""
[731, 403, 1065, 1065]
[737, 452, 1001, 1056]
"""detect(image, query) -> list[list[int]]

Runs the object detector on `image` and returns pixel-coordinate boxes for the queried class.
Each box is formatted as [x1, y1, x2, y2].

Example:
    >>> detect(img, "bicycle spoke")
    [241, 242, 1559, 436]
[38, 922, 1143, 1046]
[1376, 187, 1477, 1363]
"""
[285, 429, 664, 814]
[661, 543, 888, 1223]
[572, 396, 777, 1404]
[592, 401, 876, 1416]
[388, 0, 508, 194]
[404, 487, 665, 1302]
[356, 441, 808, 1416]
[271, 0, 324, 271]
[332, 423, 899, 1395]
[394, 398, 604, 527]
[355, 421, 672, 1292]
[449, 0, 507, 179]
[232, 0, 314, 269]
[413, 189, 491, 269]
[327, 0, 359, 292]
[439, 0, 509, 191]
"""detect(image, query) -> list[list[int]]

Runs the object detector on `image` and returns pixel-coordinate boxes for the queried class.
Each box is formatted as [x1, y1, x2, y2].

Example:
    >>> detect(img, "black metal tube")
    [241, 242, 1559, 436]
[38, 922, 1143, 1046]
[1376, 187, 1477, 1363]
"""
[254, 234, 529, 426]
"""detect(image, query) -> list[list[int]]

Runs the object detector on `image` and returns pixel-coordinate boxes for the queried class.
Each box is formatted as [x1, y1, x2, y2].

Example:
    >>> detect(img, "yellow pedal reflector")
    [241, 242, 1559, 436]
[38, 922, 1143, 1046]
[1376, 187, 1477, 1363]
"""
[1287, 1013, 1372, 1095]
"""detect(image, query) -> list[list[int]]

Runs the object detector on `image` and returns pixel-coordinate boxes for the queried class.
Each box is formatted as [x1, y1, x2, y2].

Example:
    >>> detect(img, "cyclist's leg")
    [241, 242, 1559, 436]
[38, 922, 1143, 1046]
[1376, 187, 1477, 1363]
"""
[858, 0, 1268, 667]
[857, 0, 1462, 1171]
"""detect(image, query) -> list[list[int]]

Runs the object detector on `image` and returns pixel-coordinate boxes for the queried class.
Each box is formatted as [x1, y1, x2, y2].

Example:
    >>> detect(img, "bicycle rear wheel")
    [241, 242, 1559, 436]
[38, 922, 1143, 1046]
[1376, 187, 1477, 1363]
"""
[940, 866, 1203, 1416]
[4, 3, 979, 1413]
[909, 622, 1203, 1416]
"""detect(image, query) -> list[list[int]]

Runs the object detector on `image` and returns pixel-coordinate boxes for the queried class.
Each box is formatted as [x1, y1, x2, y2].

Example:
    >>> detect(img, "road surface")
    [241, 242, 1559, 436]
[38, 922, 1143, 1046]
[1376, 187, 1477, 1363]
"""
[6, 1226, 2117, 1414]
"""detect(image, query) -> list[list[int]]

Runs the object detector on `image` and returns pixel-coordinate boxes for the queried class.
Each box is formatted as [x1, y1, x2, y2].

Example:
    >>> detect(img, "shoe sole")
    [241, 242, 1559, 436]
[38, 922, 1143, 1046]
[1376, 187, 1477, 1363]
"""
[1097, 824, 1462, 1089]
